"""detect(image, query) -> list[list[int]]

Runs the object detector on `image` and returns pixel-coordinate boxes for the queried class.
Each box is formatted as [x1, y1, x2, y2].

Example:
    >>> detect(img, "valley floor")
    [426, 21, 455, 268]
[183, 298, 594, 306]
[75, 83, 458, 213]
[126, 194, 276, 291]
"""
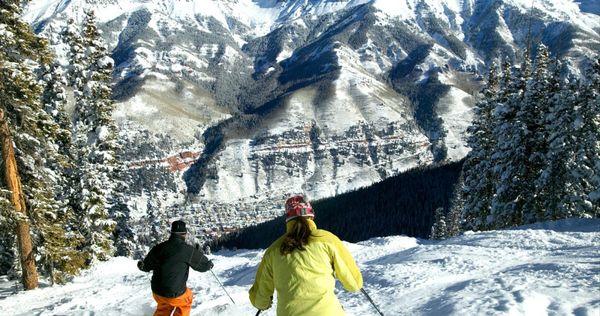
[0, 219, 598, 315]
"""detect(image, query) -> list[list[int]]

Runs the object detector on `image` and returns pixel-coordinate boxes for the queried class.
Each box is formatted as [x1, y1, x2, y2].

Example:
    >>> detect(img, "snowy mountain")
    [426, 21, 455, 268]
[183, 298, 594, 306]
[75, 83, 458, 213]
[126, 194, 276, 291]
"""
[23, 0, 600, 231]
[0, 218, 598, 315]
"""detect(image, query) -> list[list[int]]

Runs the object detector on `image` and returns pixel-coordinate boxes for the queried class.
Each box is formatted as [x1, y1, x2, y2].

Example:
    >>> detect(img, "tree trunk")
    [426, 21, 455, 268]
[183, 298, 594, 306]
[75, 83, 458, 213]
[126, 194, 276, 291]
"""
[0, 109, 38, 290]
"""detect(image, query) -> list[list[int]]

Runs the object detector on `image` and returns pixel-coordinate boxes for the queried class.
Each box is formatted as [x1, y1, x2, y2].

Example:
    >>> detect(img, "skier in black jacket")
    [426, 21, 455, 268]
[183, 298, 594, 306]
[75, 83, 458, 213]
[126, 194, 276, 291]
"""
[138, 220, 213, 316]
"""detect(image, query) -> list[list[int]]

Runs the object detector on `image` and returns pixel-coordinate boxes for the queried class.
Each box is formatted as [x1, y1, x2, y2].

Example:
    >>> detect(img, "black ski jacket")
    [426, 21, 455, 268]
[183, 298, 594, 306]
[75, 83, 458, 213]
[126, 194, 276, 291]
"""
[139, 234, 213, 297]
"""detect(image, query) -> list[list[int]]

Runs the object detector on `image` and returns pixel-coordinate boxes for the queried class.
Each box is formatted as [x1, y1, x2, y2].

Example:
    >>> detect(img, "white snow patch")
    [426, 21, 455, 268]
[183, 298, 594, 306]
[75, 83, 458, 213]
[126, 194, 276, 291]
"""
[114, 95, 159, 118]
[373, 0, 417, 21]
[436, 86, 474, 160]
[265, 66, 276, 75]
[170, 63, 183, 73]
[276, 47, 294, 63]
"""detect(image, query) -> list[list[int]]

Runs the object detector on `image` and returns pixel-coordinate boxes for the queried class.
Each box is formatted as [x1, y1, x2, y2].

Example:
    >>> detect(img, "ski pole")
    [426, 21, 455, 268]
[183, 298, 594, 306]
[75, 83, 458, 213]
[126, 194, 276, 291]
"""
[255, 310, 261, 316]
[210, 269, 236, 305]
[361, 288, 384, 316]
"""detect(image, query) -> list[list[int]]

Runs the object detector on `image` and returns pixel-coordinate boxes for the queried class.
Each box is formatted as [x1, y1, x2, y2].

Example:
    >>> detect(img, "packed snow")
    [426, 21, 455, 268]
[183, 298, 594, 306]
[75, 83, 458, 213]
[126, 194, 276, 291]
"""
[1, 218, 598, 315]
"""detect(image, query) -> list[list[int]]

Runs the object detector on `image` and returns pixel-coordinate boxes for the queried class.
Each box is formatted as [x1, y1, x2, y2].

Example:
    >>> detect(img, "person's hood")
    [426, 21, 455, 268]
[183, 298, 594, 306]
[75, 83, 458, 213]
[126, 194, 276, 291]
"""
[285, 218, 317, 233]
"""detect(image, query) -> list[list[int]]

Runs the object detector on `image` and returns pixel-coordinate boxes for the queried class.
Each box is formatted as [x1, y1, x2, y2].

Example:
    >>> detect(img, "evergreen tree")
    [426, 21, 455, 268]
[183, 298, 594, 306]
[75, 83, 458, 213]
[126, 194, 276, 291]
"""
[84, 10, 135, 258]
[569, 59, 600, 217]
[461, 62, 499, 231]
[34, 61, 86, 283]
[0, 0, 86, 287]
[430, 207, 448, 240]
[462, 52, 598, 232]
[519, 44, 553, 222]
[39, 61, 74, 216]
[586, 60, 600, 214]
[111, 167, 135, 257]
[61, 18, 98, 264]
[536, 60, 579, 220]
[143, 193, 164, 250]
[61, 18, 86, 127]
[490, 54, 531, 228]
[40, 61, 72, 158]
[447, 174, 463, 237]
[68, 10, 122, 263]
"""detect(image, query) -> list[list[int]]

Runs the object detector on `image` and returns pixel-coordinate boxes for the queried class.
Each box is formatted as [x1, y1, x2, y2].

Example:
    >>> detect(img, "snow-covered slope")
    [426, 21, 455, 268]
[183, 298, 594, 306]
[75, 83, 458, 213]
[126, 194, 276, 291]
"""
[23, 0, 600, 233]
[1, 218, 598, 315]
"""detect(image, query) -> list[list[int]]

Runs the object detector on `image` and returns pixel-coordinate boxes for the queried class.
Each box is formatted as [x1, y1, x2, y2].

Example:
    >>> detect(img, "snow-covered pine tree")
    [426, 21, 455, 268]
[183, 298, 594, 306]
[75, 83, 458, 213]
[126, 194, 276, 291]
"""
[0, 0, 86, 288]
[535, 60, 578, 220]
[461, 62, 499, 231]
[447, 173, 463, 237]
[489, 54, 531, 229]
[38, 61, 86, 283]
[68, 10, 122, 263]
[39, 60, 75, 207]
[39, 61, 74, 208]
[41, 61, 72, 158]
[519, 44, 553, 223]
[61, 18, 86, 125]
[61, 45, 91, 264]
[84, 10, 136, 258]
[430, 207, 448, 239]
[0, 0, 45, 289]
[569, 59, 600, 217]
[61, 18, 103, 265]
[586, 59, 600, 215]
[137, 193, 165, 256]
[111, 163, 136, 257]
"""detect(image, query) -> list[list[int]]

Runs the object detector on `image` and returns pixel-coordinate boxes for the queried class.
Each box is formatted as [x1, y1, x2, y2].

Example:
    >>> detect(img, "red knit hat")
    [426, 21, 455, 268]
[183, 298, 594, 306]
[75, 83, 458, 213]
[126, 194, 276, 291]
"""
[285, 195, 314, 222]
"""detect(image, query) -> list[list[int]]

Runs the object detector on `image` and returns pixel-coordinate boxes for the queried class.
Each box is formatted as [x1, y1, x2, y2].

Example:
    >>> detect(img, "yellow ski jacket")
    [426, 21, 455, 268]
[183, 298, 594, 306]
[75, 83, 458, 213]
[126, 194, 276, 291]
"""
[249, 219, 363, 316]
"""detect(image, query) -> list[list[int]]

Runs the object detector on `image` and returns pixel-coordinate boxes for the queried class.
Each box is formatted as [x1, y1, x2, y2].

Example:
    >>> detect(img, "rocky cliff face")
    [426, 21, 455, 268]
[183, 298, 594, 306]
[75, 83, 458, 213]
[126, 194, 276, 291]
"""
[24, 0, 600, 231]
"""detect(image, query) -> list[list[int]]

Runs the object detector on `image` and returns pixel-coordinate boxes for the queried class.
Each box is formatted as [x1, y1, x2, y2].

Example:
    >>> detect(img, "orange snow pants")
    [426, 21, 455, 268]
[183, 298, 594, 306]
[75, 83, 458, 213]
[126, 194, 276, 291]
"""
[152, 288, 193, 316]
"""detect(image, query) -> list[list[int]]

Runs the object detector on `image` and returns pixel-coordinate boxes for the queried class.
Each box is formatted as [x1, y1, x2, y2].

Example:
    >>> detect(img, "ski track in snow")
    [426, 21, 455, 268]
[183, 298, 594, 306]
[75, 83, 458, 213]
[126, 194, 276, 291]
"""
[0, 219, 598, 316]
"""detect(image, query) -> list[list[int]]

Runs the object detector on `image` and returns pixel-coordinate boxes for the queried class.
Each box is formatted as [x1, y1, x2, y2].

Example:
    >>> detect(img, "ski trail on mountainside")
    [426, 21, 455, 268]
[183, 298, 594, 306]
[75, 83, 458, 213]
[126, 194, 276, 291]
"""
[0, 219, 598, 315]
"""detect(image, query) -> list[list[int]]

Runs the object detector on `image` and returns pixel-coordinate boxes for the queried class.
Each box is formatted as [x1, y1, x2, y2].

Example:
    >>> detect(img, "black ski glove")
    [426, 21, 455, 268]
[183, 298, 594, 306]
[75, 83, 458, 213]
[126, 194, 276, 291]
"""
[137, 260, 144, 271]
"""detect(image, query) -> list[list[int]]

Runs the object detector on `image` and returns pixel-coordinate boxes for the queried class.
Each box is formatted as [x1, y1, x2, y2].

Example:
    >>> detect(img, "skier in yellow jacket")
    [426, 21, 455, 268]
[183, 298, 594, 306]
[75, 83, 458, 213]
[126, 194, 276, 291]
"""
[249, 195, 363, 315]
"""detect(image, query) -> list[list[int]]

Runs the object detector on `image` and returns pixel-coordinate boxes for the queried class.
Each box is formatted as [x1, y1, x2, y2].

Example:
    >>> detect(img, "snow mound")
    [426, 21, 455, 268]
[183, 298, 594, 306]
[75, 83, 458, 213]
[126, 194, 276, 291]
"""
[0, 218, 598, 315]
